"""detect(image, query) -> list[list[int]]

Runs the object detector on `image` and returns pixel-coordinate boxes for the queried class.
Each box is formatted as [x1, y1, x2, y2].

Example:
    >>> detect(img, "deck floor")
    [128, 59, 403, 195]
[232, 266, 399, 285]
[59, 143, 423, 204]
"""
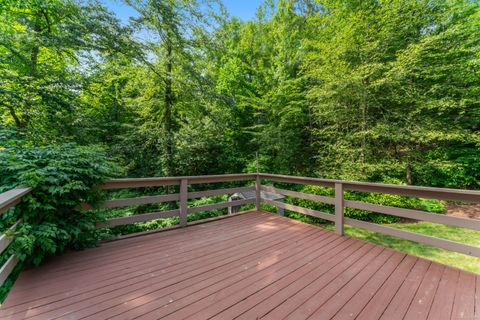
[1, 211, 479, 320]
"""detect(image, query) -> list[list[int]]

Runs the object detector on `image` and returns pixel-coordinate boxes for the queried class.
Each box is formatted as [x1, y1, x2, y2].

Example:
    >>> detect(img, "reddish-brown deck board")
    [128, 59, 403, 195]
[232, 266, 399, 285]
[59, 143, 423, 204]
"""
[0, 211, 477, 320]
[426, 267, 459, 320]
[451, 272, 476, 320]
[33, 222, 330, 319]
[403, 262, 445, 320]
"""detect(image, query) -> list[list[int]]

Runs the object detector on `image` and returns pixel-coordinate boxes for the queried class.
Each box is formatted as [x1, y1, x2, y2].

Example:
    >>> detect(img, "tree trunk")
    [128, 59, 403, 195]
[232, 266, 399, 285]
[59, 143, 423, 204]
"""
[163, 35, 176, 209]
[406, 160, 413, 185]
[7, 106, 23, 128]
[164, 40, 174, 177]
[17, 10, 43, 129]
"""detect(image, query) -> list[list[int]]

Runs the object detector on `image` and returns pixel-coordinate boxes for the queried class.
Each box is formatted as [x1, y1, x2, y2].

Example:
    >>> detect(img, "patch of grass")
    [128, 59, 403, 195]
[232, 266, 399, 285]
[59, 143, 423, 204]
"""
[323, 222, 480, 274]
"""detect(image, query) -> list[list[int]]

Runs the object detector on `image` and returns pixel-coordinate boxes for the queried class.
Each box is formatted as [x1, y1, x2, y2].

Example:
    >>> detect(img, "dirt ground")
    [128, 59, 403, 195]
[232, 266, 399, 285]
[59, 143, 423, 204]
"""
[446, 203, 480, 220]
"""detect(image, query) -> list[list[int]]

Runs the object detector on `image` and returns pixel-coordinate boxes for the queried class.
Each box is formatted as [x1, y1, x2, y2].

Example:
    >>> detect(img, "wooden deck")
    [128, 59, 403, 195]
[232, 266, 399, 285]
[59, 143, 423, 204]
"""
[1, 211, 478, 320]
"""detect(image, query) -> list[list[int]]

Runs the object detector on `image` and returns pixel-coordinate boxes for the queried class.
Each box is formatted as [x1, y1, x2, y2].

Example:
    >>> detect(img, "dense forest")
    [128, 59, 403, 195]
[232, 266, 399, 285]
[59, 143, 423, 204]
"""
[2, 0, 479, 188]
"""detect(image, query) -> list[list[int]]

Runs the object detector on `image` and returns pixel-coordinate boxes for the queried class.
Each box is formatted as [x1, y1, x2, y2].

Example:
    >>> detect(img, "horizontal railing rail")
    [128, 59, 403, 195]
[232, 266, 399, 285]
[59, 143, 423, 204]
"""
[258, 173, 480, 258]
[100, 174, 257, 189]
[0, 187, 32, 286]
[0, 188, 31, 214]
[84, 174, 257, 228]
[259, 173, 480, 202]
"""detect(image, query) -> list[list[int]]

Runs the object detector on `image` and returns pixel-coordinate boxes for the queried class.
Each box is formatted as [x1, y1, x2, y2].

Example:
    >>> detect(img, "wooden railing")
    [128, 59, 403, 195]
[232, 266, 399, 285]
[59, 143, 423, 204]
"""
[258, 173, 480, 258]
[88, 173, 257, 228]
[0, 187, 32, 286]
[1, 173, 480, 286]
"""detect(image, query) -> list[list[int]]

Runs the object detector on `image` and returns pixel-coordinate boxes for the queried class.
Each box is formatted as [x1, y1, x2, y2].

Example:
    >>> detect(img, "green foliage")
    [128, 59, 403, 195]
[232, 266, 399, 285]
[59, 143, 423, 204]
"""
[0, 0, 128, 143]
[0, 135, 122, 265]
[305, 0, 480, 188]
[3, 0, 478, 191]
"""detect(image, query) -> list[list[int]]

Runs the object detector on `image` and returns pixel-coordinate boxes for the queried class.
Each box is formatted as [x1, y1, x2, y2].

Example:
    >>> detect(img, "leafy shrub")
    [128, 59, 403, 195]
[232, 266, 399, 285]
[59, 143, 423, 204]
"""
[0, 141, 123, 266]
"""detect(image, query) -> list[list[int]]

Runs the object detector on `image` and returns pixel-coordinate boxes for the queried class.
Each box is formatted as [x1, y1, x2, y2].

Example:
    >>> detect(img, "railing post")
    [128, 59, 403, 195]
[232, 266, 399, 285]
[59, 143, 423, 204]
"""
[335, 182, 344, 236]
[180, 179, 188, 227]
[255, 174, 261, 211]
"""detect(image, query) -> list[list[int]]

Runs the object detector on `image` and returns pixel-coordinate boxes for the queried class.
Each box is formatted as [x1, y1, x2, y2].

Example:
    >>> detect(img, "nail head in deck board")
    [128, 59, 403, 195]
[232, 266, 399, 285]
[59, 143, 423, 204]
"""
[1, 211, 478, 320]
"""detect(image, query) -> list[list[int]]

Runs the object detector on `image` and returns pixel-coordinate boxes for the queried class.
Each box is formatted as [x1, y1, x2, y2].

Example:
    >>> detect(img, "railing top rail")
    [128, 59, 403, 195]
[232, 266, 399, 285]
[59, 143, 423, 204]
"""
[258, 173, 480, 202]
[101, 173, 257, 189]
[0, 187, 32, 214]
[100, 172, 480, 202]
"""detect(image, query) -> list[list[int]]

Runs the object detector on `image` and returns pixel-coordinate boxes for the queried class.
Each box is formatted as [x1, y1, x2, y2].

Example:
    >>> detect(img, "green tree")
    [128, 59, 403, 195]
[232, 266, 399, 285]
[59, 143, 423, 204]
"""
[125, 0, 222, 176]
[304, 0, 480, 187]
[0, 0, 126, 142]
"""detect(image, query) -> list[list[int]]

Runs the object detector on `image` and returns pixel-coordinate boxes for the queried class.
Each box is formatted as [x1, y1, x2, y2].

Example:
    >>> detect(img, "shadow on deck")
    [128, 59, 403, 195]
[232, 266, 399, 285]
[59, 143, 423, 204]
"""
[1, 211, 479, 320]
